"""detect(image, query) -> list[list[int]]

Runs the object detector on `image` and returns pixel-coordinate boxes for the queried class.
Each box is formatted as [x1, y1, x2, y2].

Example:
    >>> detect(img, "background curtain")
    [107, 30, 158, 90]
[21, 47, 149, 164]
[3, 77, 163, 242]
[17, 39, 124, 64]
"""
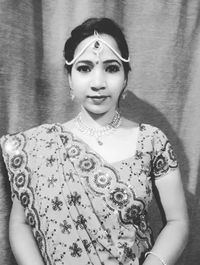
[0, 0, 199, 264]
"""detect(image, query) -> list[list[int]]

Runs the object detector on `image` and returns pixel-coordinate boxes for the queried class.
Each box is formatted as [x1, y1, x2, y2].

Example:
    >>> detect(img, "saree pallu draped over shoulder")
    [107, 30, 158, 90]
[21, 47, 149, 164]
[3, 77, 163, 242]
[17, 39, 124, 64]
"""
[1, 123, 178, 265]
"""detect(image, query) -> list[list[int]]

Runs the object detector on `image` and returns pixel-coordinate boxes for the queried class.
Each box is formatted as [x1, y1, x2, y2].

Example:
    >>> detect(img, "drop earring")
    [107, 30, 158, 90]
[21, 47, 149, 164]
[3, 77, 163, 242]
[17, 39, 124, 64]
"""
[122, 90, 127, 100]
[70, 88, 75, 101]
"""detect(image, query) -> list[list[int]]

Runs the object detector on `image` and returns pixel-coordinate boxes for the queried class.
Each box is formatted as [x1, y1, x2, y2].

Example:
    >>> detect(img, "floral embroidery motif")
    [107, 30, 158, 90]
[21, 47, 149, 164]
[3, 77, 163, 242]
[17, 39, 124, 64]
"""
[46, 155, 56, 167]
[125, 204, 145, 227]
[69, 242, 83, 257]
[46, 125, 58, 133]
[65, 171, 75, 182]
[152, 139, 178, 178]
[119, 243, 136, 262]
[82, 239, 92, 253]
[74, 214, 87, 230]
[118, 199, 149, 235]
[60, 135, 70, 145]
[67, 192, 81, 206]
[153, 153, 168, 176]
[51, 196, 63, 211]
[47, 175, 57, 187]
[60, 220, 72, 234]
[45, 139, 55, 148]
[1, 123, 178, 265]
[166, 142, 178, 167]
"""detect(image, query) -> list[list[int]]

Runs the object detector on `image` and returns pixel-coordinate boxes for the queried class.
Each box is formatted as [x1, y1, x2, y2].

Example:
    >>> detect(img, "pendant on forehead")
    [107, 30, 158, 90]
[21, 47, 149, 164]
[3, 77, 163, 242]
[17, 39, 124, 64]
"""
[93, 37, 103, 56]
[94, 40, 100, 48]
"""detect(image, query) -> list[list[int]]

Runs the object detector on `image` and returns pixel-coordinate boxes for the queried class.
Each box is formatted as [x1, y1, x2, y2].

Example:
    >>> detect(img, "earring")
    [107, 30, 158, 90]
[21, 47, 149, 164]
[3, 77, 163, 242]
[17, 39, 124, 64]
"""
[122, 90, 127, 100]
[70, 88, 75, 101]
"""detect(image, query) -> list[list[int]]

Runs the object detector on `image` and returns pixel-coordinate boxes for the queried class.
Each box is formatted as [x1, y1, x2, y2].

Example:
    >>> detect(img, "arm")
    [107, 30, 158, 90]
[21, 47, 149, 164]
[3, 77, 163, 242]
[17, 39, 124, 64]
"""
[9, 198, 45, 265]
[143, 169, 189, 265]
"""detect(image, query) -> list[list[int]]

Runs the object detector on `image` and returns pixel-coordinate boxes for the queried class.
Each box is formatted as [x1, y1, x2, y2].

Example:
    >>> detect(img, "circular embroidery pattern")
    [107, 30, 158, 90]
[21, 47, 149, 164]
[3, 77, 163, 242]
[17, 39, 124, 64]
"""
[27, 212, 36, 228]
[10, 154, 24, 169]
[94, 171, 112, 188]
[78, 157, 96, 172]
[20, 191, 30, 207]
[109, 187, 131, 209]
[14, 172, 26, 188]
[86, 167, 118, 195]
[67, 145, 81, 158]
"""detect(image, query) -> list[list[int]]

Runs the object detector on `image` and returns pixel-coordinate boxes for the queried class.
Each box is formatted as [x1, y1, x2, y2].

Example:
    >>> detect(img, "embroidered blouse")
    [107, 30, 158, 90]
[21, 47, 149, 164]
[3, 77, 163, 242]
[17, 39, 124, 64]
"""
[0, 123, 178, 265]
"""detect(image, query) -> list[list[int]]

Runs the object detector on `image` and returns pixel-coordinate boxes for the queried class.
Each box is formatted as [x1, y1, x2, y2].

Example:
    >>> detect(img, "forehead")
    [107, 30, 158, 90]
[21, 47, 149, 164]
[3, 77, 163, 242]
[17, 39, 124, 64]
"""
[74, 34, 121, 61]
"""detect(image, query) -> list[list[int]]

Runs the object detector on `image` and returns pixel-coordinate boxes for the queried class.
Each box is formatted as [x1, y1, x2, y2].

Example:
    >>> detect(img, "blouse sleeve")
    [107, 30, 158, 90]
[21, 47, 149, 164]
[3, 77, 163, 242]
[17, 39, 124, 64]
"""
[0, 128, 38, 203]
[151, 128, 179, 179]
[0, 133, 26, 201]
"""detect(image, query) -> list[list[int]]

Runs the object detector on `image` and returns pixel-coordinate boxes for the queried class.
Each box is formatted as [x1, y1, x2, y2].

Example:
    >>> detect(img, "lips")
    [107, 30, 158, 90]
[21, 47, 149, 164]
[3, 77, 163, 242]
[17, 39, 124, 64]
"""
[87, 95, 109, 104]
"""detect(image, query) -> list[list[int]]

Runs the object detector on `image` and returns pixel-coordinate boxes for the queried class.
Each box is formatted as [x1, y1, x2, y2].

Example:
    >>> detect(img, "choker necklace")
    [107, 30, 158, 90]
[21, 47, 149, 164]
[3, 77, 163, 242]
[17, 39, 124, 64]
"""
[74, 111, 121, 145]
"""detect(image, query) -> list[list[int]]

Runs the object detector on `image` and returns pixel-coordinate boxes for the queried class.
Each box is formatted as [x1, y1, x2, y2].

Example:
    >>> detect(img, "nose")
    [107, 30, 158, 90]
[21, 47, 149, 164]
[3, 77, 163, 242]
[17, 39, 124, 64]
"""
[90, 67, 106, 91]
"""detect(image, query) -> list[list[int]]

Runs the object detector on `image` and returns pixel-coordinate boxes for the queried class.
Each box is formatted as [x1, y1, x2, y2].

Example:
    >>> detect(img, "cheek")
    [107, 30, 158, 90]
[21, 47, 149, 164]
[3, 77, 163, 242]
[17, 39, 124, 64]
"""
[108, 76, 125, 93]
[70, 72, 88, 90]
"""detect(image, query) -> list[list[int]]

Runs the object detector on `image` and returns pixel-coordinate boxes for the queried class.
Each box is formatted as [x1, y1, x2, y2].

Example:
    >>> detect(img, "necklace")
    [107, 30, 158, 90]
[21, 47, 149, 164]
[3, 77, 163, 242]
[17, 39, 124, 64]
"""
[74, 111, 121, 145]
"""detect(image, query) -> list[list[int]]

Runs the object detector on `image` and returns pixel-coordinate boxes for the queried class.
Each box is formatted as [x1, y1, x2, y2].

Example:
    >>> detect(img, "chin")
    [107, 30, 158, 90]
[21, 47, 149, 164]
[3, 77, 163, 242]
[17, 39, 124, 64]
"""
[83, 105, 112, 115]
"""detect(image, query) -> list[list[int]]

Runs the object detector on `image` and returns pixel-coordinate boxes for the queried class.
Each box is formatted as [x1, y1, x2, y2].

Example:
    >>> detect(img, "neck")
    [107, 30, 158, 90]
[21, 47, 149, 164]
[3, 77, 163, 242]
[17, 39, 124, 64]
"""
[80, 107, 118, 128]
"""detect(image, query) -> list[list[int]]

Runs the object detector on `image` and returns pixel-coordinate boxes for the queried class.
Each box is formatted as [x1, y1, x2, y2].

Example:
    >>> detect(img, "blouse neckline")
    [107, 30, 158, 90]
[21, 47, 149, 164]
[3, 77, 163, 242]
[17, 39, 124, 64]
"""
[58, 123, 142, 166]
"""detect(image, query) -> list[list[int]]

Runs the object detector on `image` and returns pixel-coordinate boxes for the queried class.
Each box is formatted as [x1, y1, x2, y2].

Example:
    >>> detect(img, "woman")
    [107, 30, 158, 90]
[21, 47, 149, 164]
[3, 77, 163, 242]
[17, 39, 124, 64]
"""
[1, 18, 188, 265]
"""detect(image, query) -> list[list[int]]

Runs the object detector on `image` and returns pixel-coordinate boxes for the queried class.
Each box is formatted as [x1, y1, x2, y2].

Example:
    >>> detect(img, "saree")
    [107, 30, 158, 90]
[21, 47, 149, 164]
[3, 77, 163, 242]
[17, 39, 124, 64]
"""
[0, 123, 178, 265]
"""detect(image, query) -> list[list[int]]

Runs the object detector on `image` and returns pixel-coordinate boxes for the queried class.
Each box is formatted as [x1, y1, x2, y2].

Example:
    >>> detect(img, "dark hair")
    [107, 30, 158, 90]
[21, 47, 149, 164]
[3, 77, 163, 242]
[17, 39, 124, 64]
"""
[64, 17, 131, 78]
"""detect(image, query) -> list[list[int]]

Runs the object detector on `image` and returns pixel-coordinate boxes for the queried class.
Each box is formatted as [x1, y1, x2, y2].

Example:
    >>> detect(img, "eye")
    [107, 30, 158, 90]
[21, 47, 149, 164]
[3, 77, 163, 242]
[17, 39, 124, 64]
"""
[106, 64, 120, 73]
[76, 65, 91, 73]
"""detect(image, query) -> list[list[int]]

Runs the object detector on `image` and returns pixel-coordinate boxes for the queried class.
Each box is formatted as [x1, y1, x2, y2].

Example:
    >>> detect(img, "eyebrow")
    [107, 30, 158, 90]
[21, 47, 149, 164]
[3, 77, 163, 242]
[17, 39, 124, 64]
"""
[103, 59, 122, 66]
[75, 59, 122, 66]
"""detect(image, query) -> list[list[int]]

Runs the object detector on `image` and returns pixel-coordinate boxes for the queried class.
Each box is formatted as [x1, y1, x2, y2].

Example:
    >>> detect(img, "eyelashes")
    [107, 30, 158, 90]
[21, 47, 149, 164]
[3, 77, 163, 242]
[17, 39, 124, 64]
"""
[106, 65, 120, 73]
[77, 65, 91, 73]
[76, 64, 120, 73]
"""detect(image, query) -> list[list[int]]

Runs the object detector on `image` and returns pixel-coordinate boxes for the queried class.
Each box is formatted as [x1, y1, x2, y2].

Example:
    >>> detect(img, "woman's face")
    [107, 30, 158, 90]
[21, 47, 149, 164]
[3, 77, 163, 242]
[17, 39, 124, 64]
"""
[68, 34, 126, 115]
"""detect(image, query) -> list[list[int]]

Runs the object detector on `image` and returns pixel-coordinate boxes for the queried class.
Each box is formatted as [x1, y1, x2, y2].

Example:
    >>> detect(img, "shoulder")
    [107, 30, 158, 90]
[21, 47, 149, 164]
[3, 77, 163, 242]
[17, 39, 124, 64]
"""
[121, 119, 166, 137]
[140, 123, 169, 142]
[1, 123, 60, 138]
[140, 123, 163, 134]
[0, 123, 60, 154]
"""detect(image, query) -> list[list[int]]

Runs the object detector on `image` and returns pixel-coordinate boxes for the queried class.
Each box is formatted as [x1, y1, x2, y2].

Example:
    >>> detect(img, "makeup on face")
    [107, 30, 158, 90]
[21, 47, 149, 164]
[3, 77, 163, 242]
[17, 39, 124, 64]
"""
[74, 59, 122, 75]
[68, 34, 126, 116]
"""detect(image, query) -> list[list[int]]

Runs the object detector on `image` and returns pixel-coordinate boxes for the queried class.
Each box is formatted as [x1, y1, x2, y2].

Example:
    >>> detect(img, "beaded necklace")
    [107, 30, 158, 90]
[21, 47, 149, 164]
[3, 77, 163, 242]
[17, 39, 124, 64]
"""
[74, 111, 121, 145]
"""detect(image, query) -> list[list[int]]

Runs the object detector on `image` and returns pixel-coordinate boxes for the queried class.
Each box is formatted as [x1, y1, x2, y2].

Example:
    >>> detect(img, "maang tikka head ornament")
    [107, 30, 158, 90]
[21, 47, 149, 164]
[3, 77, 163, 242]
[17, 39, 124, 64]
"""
[65, 31, 130, 65]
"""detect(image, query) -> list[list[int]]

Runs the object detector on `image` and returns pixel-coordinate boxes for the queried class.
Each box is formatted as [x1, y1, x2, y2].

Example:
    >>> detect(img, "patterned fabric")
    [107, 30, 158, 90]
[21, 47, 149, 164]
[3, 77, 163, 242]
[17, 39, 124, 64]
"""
[0, 123, 178, 265]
